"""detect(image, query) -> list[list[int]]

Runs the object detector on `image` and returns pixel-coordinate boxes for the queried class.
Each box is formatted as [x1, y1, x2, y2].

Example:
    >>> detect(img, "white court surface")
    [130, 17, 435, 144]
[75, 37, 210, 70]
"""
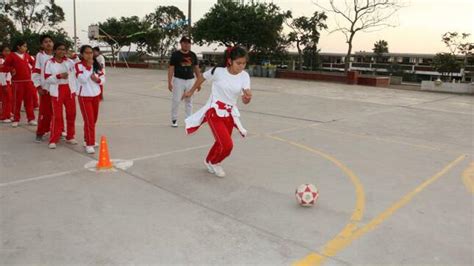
[1, 68, 473, 265]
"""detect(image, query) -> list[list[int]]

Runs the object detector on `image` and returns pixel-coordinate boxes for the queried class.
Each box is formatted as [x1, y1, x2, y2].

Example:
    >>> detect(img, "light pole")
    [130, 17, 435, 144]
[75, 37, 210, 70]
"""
[188, 0, 192, 34]
[73, 0, 77, 52]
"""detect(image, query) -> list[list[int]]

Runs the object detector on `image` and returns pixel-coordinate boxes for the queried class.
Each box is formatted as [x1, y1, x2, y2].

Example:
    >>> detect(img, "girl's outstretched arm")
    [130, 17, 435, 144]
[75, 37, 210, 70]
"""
[182, 75, 206, 100]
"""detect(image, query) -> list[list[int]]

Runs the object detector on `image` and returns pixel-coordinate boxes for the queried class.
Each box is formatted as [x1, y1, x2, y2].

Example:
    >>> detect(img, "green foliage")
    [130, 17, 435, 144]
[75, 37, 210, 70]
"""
[10, 29, 73, 55]
[0, 14, 17, 46]
[142, 6, 187, 57]
[287, 11, 327, 70]
[373, 40, 389, 63]
[432, 53, 461, 78]
[1, 0, 65, 33]
[193, 1, 291, 52]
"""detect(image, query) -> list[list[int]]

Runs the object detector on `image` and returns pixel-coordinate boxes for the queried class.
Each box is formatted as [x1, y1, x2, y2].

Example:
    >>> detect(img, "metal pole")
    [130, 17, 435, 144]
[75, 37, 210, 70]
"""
[73, 0, 77, 52]
[188, 0, 192, 34]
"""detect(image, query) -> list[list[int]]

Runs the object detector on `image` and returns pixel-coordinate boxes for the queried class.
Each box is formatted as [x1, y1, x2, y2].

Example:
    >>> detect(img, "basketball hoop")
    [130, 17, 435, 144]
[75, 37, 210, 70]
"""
[88, 25, 100, 40]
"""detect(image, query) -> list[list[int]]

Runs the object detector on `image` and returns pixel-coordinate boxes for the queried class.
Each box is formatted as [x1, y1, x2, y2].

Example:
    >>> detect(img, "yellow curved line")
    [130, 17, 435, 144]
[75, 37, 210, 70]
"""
[265, 135, 366, 265]
[461, 161, 474, 194]
[293, 148, 465, 265]
[267, 135, 466, 266]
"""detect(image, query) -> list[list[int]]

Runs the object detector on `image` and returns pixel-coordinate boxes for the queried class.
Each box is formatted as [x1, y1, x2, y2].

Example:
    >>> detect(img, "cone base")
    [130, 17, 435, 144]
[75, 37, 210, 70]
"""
[96, 164, 113, 170]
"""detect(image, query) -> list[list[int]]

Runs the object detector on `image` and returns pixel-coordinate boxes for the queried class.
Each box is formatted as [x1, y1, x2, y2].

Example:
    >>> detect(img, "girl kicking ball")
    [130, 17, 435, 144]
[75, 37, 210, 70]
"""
[182, 46, 252, 177]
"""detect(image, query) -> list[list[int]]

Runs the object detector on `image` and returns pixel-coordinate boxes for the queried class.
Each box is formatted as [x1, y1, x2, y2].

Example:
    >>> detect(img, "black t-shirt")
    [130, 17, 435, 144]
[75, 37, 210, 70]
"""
[169, 50, 198, 80]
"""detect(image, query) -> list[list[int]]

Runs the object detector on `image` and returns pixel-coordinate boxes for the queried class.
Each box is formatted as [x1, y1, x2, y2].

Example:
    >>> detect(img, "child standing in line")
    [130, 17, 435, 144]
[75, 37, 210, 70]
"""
[0, 46, 13, 123]
[75, 45, 105, 154]
[0, 40, 37, 127]
[43, 42, 79, 149]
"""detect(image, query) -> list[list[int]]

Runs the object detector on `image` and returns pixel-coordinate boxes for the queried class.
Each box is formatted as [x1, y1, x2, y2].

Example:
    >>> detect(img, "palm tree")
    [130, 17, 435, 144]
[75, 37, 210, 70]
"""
[372, 40, 389, 75]
[373, 40, 389, 63]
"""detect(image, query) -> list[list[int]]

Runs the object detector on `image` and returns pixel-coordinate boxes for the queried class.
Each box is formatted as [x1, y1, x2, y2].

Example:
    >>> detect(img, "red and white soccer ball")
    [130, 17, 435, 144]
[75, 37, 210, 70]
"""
[295, 184, 319, 207]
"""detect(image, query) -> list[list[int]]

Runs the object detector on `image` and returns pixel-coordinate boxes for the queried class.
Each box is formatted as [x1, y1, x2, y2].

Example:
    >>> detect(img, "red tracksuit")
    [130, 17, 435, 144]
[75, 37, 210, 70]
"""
[0, 82, 13, 120]
[50, 84, 76, 144]
[205, 108, 235, 164]
[75, 61, 104, 146]
[44, 57, 78, 144]
[33, 51, 53, 136]
[78, 96, 100, 146]
[1, 52, 36, 122]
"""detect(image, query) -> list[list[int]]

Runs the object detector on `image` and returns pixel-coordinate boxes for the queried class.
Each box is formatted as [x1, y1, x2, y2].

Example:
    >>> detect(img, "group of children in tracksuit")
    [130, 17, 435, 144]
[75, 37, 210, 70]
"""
[2, 34, 253, 176]
[0, 35, 106, 154]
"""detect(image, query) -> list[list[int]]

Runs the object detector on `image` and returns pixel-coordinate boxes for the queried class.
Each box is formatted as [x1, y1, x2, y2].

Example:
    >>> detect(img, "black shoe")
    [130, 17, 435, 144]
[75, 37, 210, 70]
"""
[35, 135, 43, 143]
[171, 120, 178, 127]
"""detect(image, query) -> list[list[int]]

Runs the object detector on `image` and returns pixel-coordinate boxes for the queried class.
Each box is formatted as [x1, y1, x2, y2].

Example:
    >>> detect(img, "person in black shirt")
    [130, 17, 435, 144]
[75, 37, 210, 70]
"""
[168, 36, 201, 127]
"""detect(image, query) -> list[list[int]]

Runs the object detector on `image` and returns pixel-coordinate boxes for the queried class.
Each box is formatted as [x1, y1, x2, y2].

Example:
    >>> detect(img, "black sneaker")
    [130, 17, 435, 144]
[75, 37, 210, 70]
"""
[171, 120, 178, 127]
[35, 135, 43, 143]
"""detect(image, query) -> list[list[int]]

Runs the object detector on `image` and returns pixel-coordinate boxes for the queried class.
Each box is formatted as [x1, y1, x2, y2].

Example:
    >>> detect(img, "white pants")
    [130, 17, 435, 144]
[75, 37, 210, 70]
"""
[171, 77, 195, 121]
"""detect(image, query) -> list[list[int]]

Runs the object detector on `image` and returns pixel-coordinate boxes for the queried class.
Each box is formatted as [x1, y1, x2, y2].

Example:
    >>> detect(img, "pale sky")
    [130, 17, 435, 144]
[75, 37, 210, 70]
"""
[54, 0, 473, 54]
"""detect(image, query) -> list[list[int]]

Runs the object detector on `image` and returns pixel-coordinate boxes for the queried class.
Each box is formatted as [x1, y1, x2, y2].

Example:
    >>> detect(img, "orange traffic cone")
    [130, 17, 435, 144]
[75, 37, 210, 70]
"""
[96, 136, 113, 170]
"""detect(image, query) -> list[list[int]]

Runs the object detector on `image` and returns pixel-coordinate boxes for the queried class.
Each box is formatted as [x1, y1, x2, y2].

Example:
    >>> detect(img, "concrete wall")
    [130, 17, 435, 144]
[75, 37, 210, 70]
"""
[421, 81, 474, 94]
[276, 70, 390, 87]
[357, 76, 390, 87]
[390, 76, 403, 85]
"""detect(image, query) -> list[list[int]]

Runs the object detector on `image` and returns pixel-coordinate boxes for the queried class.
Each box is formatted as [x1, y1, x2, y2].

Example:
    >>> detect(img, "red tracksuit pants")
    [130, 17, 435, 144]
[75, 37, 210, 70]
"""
[205, 108, 235, 165]
[78, 95, 100, 146]
[50, 85, 76, 144]
[0, 83, 13, 120]
[12, 81, 35, 122]
[32, 86, 39, 108]
[36, 89, 53, 136]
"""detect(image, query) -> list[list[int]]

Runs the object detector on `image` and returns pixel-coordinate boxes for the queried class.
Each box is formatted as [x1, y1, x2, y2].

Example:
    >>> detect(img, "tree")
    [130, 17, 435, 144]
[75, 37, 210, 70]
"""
[96, 16, 143, 64]
[373, 40, 388, 63]
[193, 1, 291, 54]
[144, 6, 187, 58]
[0, 14, 17, 45]
[287, 11, 328, 70]
[442, 32, 473, 81]
[1, 0, 65, 33]
[432, 53, 460, 81]
[9, 29, 72, 55]
[314, 0, 402, 72]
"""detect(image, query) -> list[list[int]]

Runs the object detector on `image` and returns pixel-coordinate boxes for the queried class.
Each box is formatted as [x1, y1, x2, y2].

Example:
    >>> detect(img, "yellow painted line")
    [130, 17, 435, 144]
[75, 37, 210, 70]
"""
[295, 154, 466, 266]
[461, 161, 474, 194]
[313, 127, 456, 153]
[265, 135, 366, 265]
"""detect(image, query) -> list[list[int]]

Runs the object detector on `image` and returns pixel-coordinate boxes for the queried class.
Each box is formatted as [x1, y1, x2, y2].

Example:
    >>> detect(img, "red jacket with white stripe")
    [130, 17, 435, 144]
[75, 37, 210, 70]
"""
[75, 61, 105, 97]
[0, 58, 12, 86]
[0, 52, 35, 82]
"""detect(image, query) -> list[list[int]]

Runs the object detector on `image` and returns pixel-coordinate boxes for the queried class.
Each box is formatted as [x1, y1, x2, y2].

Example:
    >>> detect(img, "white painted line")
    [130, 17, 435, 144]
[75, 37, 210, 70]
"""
[130, 144, 211, 162]
[0, 169, 83, 188]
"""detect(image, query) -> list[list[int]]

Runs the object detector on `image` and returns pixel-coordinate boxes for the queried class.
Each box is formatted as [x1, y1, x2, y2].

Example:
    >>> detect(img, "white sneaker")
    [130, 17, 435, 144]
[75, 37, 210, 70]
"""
[28, 120, 38, 126]
[83, 142, 99, 147]
[171, 120, 178, 128]
[204, 161, 215, 174]
[11, 122, 18, 128]
[212, 164, 226, 178]
[85, 146, 95, 154]
[61, 131, 67, 137]
[48, 143, 56, 149]
[66, 139, 78, 145]
[2, 119, 12, 123]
